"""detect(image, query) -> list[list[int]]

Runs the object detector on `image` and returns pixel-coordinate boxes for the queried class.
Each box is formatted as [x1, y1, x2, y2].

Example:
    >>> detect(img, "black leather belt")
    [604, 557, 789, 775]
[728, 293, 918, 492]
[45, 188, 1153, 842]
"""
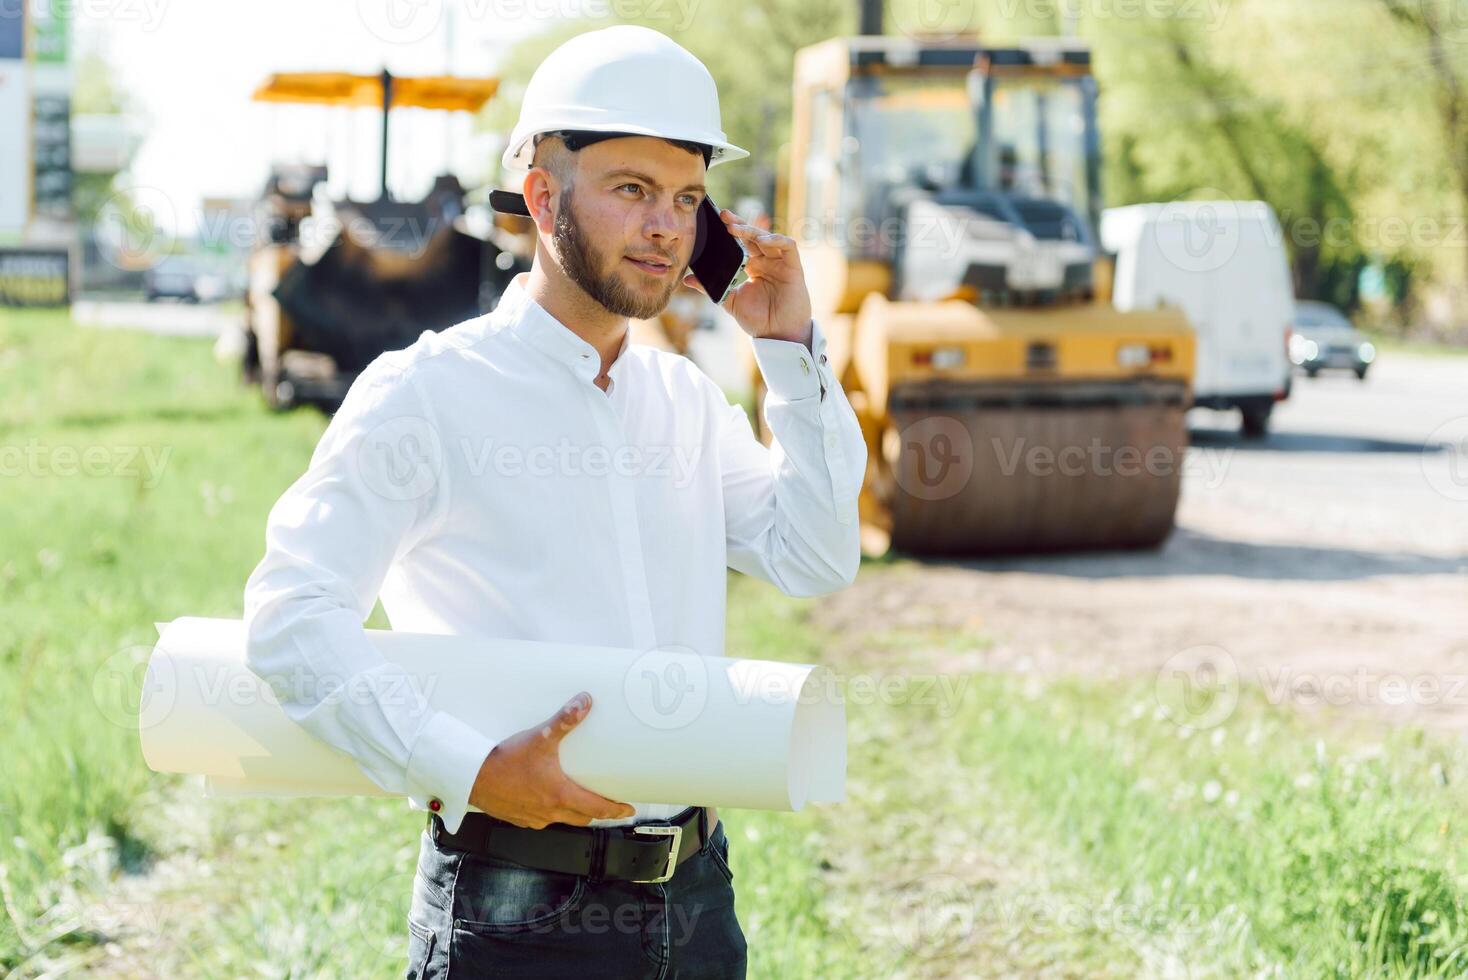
[428, 805, 715, 884]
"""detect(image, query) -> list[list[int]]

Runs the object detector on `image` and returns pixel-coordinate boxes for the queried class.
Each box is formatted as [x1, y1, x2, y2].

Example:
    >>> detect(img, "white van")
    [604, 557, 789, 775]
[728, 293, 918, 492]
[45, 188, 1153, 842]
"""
[1101, 201, 1294, 436]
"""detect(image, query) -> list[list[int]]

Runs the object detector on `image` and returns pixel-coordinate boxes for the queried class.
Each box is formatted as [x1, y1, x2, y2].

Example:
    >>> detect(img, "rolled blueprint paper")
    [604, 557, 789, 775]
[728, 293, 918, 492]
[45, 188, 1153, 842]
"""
[140, 617, 845, 811]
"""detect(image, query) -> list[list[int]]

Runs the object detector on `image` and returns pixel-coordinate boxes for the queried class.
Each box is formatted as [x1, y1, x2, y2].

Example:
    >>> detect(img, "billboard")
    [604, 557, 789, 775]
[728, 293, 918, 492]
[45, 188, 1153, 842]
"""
[0, 60, 27, 234]
[0, 4, 21, 60]
[0, 246, 71, 306]
[31, 0, 70, 224]
[1, 1, 73, 235]
[32, 4, 66, 64]
[33, 91, 70, 220]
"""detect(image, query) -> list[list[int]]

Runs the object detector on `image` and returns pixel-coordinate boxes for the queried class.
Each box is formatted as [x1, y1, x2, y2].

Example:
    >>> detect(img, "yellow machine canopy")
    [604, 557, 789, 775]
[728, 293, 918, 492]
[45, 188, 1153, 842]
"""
[251, 72, 499, 112]
[252, 70, 499, 201]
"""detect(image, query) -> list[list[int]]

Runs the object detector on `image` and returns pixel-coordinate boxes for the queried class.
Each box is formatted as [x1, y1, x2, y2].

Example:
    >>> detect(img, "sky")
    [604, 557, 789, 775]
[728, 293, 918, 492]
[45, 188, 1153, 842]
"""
[82, 0, 561, 235]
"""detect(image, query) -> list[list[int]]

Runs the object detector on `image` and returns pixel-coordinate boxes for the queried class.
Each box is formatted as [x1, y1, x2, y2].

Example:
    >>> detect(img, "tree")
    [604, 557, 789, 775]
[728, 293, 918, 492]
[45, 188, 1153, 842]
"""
[1087, 11, 1364, 304]
[1374, 1, 1468, 310]
[71, 38, 144, 229]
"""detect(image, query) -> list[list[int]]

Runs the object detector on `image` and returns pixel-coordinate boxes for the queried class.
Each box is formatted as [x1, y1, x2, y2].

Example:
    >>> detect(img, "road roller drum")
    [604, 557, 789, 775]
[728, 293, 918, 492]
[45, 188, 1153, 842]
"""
[877, 380, 1189, 554]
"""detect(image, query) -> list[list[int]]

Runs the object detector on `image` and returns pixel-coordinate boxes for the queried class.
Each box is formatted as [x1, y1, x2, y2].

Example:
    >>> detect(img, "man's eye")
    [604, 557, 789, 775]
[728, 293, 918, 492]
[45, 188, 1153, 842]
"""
[677, 194, 700, 207]
[618, 183, 643, 195]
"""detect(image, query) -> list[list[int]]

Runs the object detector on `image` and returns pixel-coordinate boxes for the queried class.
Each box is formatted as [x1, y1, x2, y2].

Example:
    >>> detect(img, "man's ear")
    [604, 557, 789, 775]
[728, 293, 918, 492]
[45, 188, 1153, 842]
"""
[522, 168, 558, 236]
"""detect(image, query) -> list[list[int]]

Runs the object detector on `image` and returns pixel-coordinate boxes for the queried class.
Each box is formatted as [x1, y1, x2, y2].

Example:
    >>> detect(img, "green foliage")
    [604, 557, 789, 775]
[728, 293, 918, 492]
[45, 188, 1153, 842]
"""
[71, 36, 142, 226]
[1093, 0, 1468, 322]
[479, 0, 1468, 328]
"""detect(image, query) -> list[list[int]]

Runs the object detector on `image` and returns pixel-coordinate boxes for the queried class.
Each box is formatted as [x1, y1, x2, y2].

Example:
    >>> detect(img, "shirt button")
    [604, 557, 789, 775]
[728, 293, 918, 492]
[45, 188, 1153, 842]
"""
[428, 798, 442, 812]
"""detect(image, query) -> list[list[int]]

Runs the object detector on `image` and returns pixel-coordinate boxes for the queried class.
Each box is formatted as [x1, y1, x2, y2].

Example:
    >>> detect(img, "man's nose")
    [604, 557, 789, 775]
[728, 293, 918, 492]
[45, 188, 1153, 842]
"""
[643, 201, 689, 245]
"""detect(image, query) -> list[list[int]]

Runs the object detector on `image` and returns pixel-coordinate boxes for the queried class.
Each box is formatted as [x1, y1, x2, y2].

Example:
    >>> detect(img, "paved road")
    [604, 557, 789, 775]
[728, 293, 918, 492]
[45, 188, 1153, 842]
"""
[71, 298, 243, 338]
[1185, 353, 1468, 559]
[816, 352, 1468, 732]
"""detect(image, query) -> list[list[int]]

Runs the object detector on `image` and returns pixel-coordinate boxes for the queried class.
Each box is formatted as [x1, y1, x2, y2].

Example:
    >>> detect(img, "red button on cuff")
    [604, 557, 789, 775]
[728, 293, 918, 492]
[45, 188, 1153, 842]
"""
[428, 798, 442, 812]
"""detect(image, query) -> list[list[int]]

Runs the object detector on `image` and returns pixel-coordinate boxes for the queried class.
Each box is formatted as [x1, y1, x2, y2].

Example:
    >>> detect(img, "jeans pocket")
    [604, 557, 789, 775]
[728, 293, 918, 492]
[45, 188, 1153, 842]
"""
[453, 853, 587, 934]
[404, 916, 438, 980]
[708, 824, 734, 885]
[414, 829, 459, 911]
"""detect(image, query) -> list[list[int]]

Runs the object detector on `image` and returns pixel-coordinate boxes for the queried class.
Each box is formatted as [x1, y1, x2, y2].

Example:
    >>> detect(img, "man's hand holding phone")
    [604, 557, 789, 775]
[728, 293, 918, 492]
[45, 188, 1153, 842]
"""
[684, 207, 812, 349]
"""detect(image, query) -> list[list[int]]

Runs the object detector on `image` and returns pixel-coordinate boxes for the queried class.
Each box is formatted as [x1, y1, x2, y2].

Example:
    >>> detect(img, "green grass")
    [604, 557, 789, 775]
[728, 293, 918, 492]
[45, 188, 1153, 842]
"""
[0, 308, 328, 974]
[6, 308, 1468, 977]
[955, 676, 1468, 977]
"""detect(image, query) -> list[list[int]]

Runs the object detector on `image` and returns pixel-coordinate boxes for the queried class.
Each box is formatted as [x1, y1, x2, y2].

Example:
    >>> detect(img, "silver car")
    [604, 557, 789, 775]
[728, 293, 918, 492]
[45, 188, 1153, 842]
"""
[1290, 300, 1375, 380]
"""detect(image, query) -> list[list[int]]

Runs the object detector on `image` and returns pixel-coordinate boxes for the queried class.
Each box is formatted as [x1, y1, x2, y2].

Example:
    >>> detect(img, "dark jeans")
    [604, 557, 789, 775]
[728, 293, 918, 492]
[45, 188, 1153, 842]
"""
[405, 816, 747, 979]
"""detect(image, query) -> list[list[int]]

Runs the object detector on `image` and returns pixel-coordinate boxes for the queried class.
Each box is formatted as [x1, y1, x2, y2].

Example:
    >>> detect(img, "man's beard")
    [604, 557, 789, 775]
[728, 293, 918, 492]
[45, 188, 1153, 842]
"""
[553, 187, 682, 319]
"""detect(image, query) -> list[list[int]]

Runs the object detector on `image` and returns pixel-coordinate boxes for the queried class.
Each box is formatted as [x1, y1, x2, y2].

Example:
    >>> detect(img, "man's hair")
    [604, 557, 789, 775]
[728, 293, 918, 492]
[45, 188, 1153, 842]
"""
[531, 133, 578, 184]
[530, 130, 711, 186]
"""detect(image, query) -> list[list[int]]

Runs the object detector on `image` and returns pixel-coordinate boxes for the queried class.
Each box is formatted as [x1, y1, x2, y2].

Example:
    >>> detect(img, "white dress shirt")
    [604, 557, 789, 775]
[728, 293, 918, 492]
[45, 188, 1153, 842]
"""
[242, 272, 866, 834]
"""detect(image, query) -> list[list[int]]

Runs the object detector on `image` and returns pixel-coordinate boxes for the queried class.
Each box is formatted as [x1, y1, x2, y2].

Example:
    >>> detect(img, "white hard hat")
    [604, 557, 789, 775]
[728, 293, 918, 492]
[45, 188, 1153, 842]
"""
[501, 25, 748, 175]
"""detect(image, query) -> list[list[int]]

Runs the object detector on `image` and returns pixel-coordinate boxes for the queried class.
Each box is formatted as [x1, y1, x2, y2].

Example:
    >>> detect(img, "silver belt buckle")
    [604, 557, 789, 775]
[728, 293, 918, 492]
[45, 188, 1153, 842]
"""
[629, 824, 683, 883]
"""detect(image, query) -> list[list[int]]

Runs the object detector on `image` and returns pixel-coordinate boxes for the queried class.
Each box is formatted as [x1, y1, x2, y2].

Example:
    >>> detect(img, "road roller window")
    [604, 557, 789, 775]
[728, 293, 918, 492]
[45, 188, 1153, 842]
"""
[846, 74, 975, 258]
[984, 78, 1096, 223]
[804, 86, 838, 230]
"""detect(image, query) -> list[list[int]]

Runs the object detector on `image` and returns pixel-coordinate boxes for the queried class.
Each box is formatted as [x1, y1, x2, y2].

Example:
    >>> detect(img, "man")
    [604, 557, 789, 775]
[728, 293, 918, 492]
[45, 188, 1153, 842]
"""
[242, 24, 866, 979]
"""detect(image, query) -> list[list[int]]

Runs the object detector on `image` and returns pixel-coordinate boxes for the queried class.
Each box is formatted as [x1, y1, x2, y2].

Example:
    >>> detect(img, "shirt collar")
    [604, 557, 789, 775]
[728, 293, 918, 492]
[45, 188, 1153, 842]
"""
[499, 274, 633, 386]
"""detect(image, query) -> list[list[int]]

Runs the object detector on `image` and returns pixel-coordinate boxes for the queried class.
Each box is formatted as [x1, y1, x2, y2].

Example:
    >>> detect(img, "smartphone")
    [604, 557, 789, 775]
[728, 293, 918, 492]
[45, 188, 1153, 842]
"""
[488, 190, 747, 305]
[688, 195, 747, 306]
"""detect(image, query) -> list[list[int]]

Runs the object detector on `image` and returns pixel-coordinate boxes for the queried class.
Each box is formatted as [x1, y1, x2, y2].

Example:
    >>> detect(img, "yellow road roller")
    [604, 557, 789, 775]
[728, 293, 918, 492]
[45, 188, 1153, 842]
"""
[754, 32, 1196, 556]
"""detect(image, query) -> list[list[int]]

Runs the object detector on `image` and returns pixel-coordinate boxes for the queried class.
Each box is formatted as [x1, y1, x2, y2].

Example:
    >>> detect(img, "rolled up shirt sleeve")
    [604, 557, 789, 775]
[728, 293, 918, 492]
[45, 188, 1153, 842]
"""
[719, 317, 867, 596]
[242, 357, 495, 834]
